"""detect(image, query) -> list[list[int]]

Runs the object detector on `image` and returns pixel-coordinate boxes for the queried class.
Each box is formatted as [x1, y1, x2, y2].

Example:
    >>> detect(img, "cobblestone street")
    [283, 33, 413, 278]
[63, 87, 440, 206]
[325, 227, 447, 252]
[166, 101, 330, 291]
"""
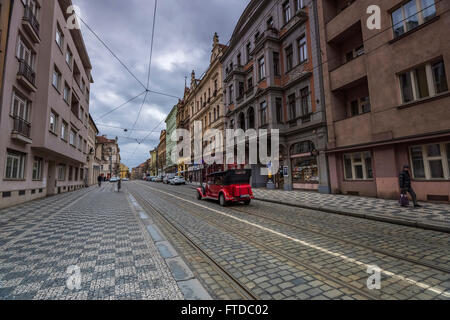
[0, 184, 182, 300]
[1, 181, 449, 300]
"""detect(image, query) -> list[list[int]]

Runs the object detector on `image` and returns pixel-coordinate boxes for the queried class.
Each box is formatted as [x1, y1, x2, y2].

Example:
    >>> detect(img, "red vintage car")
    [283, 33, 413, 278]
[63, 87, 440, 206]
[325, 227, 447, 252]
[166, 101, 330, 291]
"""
[196, 169, 254, 206]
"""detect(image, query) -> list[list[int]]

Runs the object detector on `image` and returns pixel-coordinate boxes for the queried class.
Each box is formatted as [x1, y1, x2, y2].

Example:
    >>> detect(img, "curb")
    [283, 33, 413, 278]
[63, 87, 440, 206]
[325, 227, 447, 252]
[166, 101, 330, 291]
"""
[128, 194, 212, 300]
[253, 197, 450, 234]
[187, 183, 450, 233]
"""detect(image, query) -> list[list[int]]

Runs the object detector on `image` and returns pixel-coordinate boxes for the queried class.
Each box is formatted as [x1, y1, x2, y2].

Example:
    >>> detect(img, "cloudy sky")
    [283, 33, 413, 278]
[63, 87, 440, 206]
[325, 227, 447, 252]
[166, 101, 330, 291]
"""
[72, 0, 250, 169]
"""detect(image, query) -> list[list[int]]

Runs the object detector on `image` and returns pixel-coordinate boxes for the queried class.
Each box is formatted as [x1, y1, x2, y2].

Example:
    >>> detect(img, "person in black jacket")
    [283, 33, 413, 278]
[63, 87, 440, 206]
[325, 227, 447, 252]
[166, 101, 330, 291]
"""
[97, 175, 103, 187]
[399, 165, 421, 207]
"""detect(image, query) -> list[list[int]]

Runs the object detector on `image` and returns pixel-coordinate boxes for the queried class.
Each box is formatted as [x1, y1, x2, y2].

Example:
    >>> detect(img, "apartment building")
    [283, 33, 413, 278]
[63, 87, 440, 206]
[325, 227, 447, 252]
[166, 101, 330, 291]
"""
[165, 103, 177, 174]
[86, 113, 100, 185]
[175, 90, 190, 178]
[157, 129, 166, 175]
[221, 0, 329, 191]
[95, 135, 120, 179]
[187, 33, 227, 182]
[317, 0, 450, 201]
[0, 0, 93, 208]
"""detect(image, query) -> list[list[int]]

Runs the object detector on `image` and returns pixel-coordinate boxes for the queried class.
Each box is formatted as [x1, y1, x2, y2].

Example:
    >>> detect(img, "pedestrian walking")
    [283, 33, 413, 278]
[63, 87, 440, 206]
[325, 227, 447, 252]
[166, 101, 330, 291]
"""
[399, 165, 421, 208]
[189, 175, 193, 184]
[97, 175, 103, 187]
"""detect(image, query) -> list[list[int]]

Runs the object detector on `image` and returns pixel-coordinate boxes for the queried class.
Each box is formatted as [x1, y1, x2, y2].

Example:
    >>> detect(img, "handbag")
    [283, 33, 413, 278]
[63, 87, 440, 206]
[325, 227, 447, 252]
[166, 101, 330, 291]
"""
[399, 193, 409, 207]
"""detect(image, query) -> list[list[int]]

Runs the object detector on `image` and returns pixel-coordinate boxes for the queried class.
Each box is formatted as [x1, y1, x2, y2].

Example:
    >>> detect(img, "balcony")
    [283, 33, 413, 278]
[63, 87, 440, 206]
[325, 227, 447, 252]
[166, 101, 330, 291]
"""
[17, 59, 37, 92]
[326, 1, 360, 43]
[280, 9, 308, 40]
[22, 6, 40, 43]
[330, 54, 366, 91]
[11, 116, 32, 144]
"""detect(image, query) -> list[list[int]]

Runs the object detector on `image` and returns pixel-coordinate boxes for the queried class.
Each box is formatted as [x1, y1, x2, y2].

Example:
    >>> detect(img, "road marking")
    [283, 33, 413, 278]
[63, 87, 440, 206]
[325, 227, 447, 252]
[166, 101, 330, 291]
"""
[144, 185, 450, 298]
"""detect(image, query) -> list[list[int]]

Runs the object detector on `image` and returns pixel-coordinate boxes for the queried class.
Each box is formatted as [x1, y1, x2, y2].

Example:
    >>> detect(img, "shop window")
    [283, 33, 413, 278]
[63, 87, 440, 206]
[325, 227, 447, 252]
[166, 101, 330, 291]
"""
[292, 157, 319, 184]
[343, 152, 373, 180]
[410, 142, 450, 179]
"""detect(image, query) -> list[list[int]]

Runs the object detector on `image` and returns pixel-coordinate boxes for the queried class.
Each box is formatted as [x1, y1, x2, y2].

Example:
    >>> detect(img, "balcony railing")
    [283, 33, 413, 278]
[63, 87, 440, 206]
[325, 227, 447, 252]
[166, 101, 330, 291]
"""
[23, 6, 40, 36]
[13, 116, 31, 138]
[17, 59, 36, 86]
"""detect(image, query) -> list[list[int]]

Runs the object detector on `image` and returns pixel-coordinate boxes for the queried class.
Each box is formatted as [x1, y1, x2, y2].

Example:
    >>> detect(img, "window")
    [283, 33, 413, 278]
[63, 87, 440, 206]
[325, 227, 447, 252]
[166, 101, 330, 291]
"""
[276, 98, 283, 123]
[68, 166, 73, 181]
[238, 82, 244, 98]
[267, 17, 274, 29]
[75, 168, 79, 181]
[32, 157, 43, 180]
[58, 165, 66, 181]
[410, 142, 450, 179]
[283, 1, 291, 23]
[285, 45, 293, 71]
[260, 101, 267, 125]
[17, 36, 35, 68]
[237, 53, 241, 66]
[301, 87, 311, 115]
[81, 79, 86, 93]
[296, 0, 305, 11]
[246, 42, 251, 62]
[273, 52, 280, 76]
[399, 59, 448, 103]
[78, 136, 82, 150]
[392, 0, 436, 38]
[64, 83, 71, 103]
[61, 121, 68, 141]
[247, 77, 253, 90]
[349, 96, 371, 117]
[11, 92, 30, 121]
[52, 67, 61, 91]
[49, 111, 58, 133]
[258, 56, 265, 80]
[5, 150, 26, 180]
[298, 35, 308, 63]
[288, 94, 296, 119]
[56, 24, 64, 48]
[229, 84, 234, 104]
[65, 48, 73, 68]
[344, 152, 373, 180]
[70, 130, 76, 146]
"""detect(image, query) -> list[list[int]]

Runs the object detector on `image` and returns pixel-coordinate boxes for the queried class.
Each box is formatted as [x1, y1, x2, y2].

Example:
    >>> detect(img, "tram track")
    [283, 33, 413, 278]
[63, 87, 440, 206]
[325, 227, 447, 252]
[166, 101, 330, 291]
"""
[128, 186, 260, 300]
[133, 182, 381, 300]
[139, 181, 449, 274]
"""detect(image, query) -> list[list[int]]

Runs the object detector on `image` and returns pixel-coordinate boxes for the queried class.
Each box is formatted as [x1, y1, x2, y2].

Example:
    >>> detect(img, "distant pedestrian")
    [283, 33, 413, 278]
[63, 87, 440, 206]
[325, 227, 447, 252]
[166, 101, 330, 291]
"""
[189, 175, 193, 184]
[399, 165, 421, 208]
[97, 175, 103, 187]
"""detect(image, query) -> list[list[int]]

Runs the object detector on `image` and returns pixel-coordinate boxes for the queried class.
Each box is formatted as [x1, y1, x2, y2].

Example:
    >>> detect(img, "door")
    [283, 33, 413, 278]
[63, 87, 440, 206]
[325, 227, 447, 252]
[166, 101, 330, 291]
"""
[47, 161, 56, 195]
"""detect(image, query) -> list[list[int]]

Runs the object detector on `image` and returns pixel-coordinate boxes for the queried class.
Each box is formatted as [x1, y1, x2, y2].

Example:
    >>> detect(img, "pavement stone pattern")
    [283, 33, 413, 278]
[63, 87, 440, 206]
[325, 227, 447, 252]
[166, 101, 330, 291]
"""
[0, 184, 183, 300]
[129, 182, 369, 300]
[252, 188, 450, 229]
[137, 181, 450, 300]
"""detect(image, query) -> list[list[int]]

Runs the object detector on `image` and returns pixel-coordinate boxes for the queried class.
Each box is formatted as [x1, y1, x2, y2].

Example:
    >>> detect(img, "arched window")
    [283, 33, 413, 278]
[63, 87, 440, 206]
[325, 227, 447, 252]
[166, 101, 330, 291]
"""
[238, 112, 245, 130]
[248, 107, 255, 129]
[290, 141, 315, 155]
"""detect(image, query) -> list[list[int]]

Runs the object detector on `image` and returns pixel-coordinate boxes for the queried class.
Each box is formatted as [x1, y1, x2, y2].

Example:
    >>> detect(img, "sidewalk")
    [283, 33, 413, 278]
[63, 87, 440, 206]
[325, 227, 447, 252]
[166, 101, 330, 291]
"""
[187, 182, 450, 233]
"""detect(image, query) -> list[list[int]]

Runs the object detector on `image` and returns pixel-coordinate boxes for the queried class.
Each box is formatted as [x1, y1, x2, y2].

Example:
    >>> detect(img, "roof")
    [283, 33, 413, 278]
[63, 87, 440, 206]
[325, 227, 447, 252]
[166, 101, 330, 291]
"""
[96, 135, 116, 144]
[89, 114, 99, 134]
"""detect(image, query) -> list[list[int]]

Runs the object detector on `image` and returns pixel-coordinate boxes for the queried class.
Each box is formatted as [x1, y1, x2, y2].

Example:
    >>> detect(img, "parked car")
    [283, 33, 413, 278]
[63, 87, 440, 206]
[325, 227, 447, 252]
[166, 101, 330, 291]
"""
[163, 173, 176, 184]
[146, 176, 154, 181]
[109, 177, 119, 182]
[122, 178, 129, 181]
[170, 176, 186, 185]
[154, 176, 163, 182]
[196, 169, 254, 206]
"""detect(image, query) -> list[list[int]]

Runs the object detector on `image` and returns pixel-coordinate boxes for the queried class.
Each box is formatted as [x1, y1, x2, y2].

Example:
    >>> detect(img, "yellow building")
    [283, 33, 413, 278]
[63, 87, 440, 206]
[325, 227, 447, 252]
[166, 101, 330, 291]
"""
[119, 164, 129, 179]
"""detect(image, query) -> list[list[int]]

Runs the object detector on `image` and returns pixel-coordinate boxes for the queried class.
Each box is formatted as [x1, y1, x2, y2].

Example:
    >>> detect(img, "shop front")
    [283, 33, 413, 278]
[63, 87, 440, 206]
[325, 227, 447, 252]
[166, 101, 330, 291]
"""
[290, 141, 320, 191]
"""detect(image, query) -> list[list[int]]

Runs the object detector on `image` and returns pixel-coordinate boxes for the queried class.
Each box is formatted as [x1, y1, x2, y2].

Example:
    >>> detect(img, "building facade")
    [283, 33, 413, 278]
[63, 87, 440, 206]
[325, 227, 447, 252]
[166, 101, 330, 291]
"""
[221, 0, 329, 192]
[187, 33, 227, 182]
[157, 129, 166, 175]
[165, 104, 177, 174]
[175, 94, 189, 178]
[317, 0, 450, 202]
[96, 135, 120, 179]
[86, 114, 100, 185]
[149, 148, 157, 176]
[0, 0, 93, 208]
[119, 163, 129, 179]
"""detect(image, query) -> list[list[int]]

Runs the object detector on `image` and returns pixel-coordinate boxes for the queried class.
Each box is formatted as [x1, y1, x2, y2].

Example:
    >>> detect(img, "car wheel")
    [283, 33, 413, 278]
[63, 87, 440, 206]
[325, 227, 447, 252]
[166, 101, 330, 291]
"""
[244, 199, 251, 205]
[219, 194, 227, 207]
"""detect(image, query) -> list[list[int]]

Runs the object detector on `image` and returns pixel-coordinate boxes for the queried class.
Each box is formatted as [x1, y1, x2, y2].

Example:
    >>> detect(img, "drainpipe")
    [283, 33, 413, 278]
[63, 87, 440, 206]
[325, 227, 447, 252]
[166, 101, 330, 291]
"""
[312, 0, 332, 194]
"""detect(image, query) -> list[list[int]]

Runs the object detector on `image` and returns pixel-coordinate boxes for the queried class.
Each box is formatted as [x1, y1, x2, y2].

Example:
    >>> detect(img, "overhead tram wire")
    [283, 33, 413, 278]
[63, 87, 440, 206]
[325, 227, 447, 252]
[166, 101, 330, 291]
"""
[126, 0, 158, 139]
[76, 13, 147, 91]
[95, 90, 147, 121]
